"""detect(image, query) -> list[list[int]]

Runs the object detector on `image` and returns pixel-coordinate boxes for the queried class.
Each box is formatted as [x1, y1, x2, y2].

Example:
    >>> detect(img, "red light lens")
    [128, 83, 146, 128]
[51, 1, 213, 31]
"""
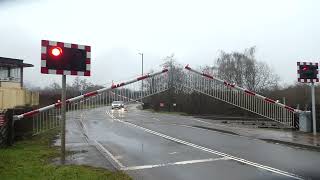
[51, 47, 62, 57]
[302, 66, 308, 71]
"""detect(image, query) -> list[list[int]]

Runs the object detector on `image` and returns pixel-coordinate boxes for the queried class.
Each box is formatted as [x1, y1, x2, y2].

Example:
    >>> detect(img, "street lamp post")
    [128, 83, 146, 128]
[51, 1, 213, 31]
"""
[139, 53, 143, 78]
[139, 53, 144, 103]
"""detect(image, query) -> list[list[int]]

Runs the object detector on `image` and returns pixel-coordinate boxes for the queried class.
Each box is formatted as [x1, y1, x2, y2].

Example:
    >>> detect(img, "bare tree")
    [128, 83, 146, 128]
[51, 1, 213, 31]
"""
[161, 54, 185, 91]
[215, 47, 279, 92]
[156, 54, 185, 111]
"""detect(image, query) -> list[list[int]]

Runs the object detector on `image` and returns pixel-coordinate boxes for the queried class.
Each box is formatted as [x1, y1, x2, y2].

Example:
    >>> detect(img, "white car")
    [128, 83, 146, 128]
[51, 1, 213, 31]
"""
[111, 101, 124, 109]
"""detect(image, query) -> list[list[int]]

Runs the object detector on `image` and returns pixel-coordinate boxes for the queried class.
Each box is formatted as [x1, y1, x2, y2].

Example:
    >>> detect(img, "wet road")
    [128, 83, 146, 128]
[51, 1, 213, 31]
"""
[69, 104, 320, 180]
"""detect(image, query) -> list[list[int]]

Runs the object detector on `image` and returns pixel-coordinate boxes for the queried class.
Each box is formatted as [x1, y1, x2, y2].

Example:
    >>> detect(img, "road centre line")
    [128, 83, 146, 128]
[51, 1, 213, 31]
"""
[122, 157, 230, 171]
[106, 110, 304, 180]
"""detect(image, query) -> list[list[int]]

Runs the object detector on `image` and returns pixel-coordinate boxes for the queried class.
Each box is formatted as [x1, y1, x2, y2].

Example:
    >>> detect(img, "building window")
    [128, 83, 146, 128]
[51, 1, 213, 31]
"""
[10, 68, 20, 80]
[0, 67, 8, 79]
[0, 67, 21, 82]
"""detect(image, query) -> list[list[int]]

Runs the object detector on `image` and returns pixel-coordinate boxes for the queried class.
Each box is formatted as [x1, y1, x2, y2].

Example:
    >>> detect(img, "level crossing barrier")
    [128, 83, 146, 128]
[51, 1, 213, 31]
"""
[183, 65, 299, 128]
[14, 69, 169, 135]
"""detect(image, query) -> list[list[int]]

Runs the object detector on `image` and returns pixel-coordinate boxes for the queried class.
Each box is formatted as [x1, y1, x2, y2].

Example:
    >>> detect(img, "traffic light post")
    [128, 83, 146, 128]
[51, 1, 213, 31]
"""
[41, 40, 91, 163]
[311, 82, 316, 135]
[297, 62, 319, 135]
[60, 75, 66, 163]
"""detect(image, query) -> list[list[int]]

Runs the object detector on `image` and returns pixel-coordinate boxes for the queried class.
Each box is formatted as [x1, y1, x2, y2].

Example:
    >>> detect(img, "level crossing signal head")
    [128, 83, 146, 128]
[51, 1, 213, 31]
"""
[299, 65, 317, 79]
[297, 62, 319, 83]
[41, 40, 91, 76]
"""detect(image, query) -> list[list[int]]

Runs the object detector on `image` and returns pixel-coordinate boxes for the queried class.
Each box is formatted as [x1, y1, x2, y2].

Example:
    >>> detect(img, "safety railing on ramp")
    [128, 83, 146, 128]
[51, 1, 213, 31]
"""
[14, 69, 169, 135]
[183, 65, 299, 128]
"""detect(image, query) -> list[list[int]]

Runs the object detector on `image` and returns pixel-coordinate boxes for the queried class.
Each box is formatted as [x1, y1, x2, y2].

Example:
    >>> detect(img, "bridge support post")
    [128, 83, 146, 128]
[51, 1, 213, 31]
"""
[311, 83, 317, 135]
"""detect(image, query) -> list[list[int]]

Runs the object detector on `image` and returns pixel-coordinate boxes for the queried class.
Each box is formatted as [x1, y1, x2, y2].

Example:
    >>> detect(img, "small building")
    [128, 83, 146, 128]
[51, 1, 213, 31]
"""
[0, 57, 39, 109]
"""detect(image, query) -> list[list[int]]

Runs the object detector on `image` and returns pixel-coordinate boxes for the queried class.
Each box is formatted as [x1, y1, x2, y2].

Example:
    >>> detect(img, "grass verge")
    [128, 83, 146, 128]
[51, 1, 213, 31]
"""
[0, 129, 131, 180]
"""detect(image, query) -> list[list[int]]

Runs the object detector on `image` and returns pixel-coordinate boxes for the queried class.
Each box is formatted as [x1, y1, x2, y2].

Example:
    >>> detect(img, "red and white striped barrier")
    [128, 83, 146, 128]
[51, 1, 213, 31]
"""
[15, 69, 168, 120]
[0, 115, 6, 126]
[185, 65, 299, 113]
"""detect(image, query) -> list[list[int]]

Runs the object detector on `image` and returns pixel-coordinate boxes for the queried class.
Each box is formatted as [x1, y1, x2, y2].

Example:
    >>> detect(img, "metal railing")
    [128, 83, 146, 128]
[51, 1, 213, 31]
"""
[15, 69, 169, 135]
[183, 65, 299, 128]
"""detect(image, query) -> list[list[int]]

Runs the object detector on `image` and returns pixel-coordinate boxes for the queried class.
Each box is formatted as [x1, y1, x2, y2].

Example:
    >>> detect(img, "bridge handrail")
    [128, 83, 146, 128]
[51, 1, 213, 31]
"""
[184, 65, 299, 113]
[14, 69, 168, 120]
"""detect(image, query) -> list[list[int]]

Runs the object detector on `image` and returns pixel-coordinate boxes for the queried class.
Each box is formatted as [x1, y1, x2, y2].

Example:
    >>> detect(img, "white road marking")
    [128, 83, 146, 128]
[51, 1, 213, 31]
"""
[94, 140, 125, 169]
[106, 111, 115, 118]
[106, 110, 304, 180]
[78, 112, 125, 169]
[192, 118, 212, 125]
[122, 157, 230, 171]
[80, 118, 89, 135]
[169, 152, 178, 155]
[134, 113, 149, 117]
[153, 117, 161, 121]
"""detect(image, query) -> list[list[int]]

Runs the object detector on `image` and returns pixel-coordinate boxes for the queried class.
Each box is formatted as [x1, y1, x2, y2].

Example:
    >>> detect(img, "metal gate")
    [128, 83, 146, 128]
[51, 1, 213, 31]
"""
[183, 65, 299, 128]
[14, 69, 169, 135]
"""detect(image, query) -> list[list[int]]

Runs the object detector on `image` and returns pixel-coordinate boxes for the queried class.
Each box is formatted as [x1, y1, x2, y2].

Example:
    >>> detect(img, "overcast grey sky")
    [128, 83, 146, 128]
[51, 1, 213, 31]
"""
[0, 0, 319, 87]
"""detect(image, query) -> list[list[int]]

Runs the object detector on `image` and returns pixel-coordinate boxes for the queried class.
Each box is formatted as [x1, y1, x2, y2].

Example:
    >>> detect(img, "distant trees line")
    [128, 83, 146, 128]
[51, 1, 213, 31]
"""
[30, 77, 103, 107]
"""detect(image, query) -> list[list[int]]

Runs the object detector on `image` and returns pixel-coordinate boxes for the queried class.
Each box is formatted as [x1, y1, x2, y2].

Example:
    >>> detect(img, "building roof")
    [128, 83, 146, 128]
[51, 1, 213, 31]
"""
[0, 57, 34, 68]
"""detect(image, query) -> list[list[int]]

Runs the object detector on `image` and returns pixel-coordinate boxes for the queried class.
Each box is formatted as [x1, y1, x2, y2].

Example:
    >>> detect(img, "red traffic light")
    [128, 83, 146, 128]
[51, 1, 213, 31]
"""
[302, 66, 308, 71]
[50, 47, 62, 57]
